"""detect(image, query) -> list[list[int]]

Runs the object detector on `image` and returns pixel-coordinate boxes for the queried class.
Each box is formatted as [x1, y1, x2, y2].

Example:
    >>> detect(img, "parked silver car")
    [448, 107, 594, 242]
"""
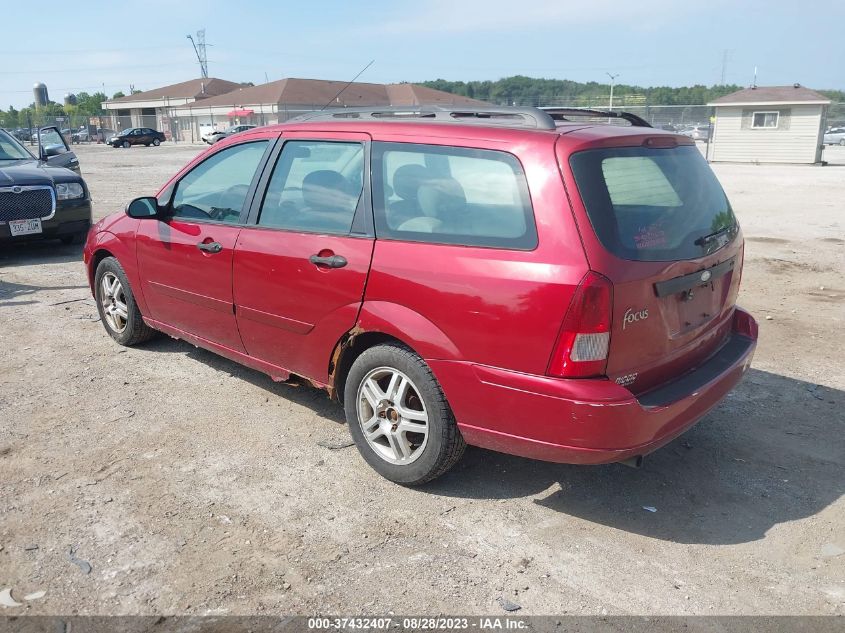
[679, 124, 710, 142]
[202, 124, 257, 144]
[823, 127, 845, 146]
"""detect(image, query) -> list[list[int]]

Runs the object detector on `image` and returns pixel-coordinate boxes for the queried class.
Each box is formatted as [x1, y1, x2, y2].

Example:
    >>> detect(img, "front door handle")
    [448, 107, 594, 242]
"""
[309, 254, 347, 268]
[197, 241, 223, 254]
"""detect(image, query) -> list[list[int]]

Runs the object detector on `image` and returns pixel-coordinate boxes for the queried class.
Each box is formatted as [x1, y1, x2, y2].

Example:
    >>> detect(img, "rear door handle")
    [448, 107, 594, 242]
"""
[309, 254, 347, 268]
[197, 241, 223, 254]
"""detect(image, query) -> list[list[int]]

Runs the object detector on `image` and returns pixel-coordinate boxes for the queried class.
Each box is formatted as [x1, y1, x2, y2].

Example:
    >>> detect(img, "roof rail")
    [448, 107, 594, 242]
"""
[290, 106, 559, 129]
[539, 107, 652, 128]
[288, 105, 652, 129]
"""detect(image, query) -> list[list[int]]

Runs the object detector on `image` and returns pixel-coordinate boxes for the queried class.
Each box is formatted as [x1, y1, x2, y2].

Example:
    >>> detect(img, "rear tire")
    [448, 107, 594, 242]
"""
[94, 257, 156, 346]
[344, 343, 465, 485]
[122, 140, 130, 149]
[840, 139, 845, 146]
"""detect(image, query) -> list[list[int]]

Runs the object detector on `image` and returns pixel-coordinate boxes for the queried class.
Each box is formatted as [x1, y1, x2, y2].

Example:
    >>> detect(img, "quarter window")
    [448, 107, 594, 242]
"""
[372, 142, 536, 249]
[258, 140, 364, 234]
[752, 111, 779, 129]
[170, 140, 269, 223]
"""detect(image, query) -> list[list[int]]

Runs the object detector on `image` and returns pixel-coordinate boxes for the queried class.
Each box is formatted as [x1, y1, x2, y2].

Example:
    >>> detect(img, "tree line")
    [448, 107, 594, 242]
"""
[419, 76, 845, 106]
[0, 91, 133, 130]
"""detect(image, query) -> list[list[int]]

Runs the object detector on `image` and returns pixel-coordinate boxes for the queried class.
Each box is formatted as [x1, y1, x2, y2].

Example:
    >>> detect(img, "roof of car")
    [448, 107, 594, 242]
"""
[257, 117, 685, 151]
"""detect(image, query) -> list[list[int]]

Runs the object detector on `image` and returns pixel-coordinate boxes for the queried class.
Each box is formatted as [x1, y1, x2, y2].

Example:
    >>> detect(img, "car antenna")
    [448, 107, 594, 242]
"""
[320, 60, 375, 111]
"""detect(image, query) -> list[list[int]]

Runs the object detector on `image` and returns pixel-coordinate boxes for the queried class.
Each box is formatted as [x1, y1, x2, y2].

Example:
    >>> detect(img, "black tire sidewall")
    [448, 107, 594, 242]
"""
[94, 258, 142, 345]
[344, 345, 456, 485]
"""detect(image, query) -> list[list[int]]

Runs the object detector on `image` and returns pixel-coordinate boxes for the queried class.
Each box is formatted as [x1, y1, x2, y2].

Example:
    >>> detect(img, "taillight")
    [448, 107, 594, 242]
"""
[548, 271, 613, 378]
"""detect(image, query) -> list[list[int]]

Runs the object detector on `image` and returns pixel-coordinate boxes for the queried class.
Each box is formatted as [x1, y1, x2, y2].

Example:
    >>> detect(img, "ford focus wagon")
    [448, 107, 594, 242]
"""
[83, 106, 758, 485]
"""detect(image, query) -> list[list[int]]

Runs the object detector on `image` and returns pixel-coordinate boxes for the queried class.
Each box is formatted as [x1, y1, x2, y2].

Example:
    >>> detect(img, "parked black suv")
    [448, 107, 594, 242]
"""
[0, 127, 92, 244]
[107, 128, 166, 148]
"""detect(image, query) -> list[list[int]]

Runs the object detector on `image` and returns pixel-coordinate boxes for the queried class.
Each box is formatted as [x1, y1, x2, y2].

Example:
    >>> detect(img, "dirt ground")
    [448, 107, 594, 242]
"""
[0, 142, 843, 616]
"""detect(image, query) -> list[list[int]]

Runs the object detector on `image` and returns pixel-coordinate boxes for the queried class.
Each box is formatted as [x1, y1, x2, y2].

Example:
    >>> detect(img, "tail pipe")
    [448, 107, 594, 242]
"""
[619, 455, 644, 469]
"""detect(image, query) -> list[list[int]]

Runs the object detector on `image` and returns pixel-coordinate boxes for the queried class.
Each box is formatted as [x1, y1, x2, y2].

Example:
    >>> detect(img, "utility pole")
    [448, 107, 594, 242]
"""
[720, 50, 730, 85]
[606, 72, 619, 110]
[187, 29, 209, 78]
[606, 72, 619, 123]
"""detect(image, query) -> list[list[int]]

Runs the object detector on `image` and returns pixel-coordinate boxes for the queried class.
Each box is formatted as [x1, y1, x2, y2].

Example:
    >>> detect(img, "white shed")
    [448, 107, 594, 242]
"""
[707, 85, 831, 164]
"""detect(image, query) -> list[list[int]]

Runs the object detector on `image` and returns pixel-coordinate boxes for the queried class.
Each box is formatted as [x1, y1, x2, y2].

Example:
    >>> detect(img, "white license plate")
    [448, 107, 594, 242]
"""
[9, 218, 43, 236]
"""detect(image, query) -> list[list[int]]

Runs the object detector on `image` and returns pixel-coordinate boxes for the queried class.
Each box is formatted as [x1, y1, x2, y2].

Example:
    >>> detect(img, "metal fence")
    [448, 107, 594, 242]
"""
[825, 102, 845, 128]
[9, 102, 844, 151]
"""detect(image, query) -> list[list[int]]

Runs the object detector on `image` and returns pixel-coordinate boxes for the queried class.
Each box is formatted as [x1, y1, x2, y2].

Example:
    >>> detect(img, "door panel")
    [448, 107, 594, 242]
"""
[233, 231, 374, 380]
[234, 132, 373, 382]
[136, 221, 246, 351]
[135, 138, 274, 351]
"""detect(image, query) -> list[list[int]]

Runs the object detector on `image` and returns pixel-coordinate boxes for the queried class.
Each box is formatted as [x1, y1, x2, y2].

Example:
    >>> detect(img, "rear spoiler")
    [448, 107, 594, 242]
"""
[539, 107, 652, 128]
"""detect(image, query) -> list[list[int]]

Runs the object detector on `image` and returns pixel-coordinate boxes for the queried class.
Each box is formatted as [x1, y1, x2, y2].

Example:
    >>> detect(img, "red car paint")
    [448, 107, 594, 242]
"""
[84, 118, 757, 465]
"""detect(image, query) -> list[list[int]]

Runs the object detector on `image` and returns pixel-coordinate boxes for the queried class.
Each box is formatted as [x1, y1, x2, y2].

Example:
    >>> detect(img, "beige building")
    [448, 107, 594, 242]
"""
[707, 85, 831, 164]
[101, 78, 243, 133]
[168, 78, 487, 141]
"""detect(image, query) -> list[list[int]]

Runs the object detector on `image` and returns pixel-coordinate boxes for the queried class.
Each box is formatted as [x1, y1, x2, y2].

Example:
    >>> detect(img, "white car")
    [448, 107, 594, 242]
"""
[202, 124, 257, 145]
[823, 127, 845, 146]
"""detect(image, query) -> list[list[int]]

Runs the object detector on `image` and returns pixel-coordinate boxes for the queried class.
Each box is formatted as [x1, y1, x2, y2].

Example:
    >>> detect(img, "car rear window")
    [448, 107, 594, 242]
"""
[372, 142, 537, 250]
[569, 145, 737, 261]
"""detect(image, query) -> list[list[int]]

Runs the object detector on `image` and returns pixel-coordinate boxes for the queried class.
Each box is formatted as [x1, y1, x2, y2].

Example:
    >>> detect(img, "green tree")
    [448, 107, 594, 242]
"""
[420, 76, 748, 106]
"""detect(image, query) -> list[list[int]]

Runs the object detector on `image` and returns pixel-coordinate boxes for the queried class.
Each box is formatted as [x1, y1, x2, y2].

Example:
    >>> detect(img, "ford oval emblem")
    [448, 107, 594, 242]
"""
[700, 270, 712, 282]
[12, 186, 22, 194]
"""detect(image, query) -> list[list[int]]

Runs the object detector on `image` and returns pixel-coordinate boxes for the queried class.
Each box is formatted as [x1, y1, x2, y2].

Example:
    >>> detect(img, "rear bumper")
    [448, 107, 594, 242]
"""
[430, 308, 757, 465]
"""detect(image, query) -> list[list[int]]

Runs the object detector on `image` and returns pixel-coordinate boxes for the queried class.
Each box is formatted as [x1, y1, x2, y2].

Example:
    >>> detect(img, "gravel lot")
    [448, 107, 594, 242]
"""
[0, 142, 843, 616]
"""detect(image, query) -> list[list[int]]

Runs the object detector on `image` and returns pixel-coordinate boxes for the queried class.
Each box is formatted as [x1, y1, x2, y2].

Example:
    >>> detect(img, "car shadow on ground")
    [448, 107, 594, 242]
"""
[131, 333, 843, 547]
[0, 239, 85, 268]
[140, 335, 347, 424]
[431, 368, 844, 545]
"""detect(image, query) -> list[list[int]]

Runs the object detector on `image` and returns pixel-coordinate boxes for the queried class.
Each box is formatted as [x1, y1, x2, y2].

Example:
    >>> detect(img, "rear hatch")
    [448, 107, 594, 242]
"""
[566, 141, 743, 395]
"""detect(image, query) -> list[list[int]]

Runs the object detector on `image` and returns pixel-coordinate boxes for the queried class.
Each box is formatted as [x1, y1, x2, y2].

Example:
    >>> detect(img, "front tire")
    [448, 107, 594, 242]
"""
[153, 138, 161, 146]
[122, 140, 130, 149]
[94, 257, 156, 346]
[344, 343, 465, 485]
[840, 139, 845, 146]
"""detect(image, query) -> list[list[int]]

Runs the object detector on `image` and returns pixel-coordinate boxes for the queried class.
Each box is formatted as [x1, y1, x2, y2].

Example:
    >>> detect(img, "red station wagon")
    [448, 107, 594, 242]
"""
[83, 106, 758, 485]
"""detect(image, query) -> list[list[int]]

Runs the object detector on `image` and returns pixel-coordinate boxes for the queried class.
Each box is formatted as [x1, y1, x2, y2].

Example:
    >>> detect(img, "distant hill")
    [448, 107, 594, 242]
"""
[418, 76, 845, 106]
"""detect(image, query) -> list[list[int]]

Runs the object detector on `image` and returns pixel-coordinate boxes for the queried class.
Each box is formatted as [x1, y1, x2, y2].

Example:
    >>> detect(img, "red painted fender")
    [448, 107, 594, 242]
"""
[355, 300, 462, 361]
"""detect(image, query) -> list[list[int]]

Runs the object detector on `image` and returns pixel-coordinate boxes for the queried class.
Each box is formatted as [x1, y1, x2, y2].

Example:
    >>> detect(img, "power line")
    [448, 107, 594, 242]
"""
[0, 62, 196, 75]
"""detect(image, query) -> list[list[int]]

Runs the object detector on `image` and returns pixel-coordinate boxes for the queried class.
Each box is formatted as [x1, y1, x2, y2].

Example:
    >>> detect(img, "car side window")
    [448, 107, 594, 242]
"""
[372, 142, 537, 250]
[257, 140, 364, 234]
[170, 140, 269, 223]
[39, 128, 67, 150]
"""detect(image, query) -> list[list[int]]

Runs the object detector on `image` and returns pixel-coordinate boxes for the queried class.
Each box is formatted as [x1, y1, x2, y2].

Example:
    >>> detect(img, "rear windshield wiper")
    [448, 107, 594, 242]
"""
[694, 225, 734, 246]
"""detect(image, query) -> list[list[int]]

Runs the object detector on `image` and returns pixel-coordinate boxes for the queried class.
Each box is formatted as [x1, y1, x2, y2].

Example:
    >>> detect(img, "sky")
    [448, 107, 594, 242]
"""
[1, 0, 842, 109]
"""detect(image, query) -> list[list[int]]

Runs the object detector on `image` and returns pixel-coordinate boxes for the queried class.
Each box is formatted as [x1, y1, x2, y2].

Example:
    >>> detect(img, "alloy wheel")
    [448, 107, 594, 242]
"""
[357, 367, 429, 465]
[100, 272, 128, 333]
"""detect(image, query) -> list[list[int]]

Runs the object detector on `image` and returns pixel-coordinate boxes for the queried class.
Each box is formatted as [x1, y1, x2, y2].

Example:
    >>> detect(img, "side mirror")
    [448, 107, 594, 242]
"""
[43, 144, 66, 158]
[126, 196, 162, 219]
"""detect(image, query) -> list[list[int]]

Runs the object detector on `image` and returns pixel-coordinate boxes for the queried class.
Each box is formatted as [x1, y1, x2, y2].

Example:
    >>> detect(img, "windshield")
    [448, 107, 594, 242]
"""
[570, 144, 738, 261]
[0, 129, 35, 160]
[119, 129, 133, 135]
